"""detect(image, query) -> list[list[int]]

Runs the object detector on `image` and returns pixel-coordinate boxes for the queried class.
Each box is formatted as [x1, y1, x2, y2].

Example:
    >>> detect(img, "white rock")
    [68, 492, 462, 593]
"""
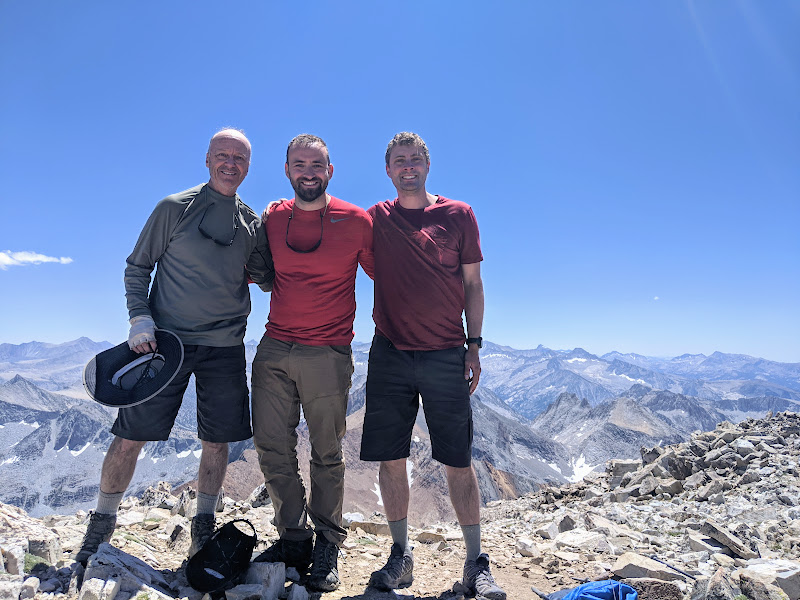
[0, 575, 23, 600]
[737, 559, 800, 600]
[554, 529, 612, 553]
[515, 537, 539, 557]
[18, 577, 38, 600]
[0, 544, 24, 575]
[243, 562, 284, 599]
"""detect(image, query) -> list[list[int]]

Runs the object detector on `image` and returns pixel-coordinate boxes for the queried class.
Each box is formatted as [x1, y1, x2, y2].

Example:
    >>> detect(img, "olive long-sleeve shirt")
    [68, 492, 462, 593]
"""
[125, 183, 274, 346]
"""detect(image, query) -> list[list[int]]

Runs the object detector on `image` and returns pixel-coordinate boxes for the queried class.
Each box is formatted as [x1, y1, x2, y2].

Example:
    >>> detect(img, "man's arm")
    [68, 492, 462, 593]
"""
[462, 261, 484, 394]
[124, 199, 181, 353]
[358, 213, 375, 280]
[245, 223, 275, 292]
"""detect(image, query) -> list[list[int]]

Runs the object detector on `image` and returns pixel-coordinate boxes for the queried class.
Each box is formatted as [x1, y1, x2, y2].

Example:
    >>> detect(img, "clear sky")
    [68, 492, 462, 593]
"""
[1, 1, 798, 362]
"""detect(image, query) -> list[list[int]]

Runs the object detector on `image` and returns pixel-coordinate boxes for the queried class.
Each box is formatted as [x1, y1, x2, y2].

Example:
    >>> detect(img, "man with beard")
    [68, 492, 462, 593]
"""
[250, 134, 373, 591]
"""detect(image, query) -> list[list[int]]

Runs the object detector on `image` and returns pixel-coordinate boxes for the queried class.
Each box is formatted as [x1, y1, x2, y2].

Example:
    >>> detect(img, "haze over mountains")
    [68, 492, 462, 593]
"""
[0, 337, 797, 521]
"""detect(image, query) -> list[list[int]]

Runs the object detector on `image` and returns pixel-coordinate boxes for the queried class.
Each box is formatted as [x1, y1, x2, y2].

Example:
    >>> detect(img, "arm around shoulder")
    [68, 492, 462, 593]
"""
[246, 223, 275, 292]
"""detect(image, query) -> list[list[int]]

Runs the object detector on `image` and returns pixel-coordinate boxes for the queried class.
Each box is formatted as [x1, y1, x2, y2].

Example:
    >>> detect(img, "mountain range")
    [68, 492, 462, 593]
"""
[0, 337, 797, 521]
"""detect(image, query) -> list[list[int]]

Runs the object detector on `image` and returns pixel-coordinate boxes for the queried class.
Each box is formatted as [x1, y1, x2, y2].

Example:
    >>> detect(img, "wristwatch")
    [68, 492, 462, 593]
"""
[466, 337, 483, 348]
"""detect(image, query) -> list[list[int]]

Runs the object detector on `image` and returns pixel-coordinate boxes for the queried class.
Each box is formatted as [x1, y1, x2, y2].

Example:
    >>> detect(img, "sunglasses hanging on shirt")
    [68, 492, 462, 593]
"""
[285, 203, 328, 253]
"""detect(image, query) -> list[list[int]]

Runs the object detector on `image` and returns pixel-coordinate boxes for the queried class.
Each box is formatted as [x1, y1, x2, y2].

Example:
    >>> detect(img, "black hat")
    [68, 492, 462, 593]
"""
[83, 329, 184, 408]
[186, 519, 257, 592]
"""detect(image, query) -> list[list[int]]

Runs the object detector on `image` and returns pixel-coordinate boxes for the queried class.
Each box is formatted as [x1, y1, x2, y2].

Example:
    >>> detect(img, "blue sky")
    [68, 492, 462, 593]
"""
[1, 1, 798, 362]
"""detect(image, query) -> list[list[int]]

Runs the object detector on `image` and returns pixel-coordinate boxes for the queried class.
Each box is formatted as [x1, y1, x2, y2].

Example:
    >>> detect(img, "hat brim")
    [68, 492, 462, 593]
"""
[83, 329, 184, 408]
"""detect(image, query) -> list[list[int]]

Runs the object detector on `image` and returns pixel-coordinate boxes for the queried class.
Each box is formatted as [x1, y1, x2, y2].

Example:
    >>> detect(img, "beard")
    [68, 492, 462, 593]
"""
[292, 177, 328, 204]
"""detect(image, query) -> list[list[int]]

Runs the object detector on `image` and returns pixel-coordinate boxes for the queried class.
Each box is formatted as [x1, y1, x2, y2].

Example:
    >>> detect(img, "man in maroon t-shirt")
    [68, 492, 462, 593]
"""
[361, 132, 506, 599]
[251, 134, 373, 592]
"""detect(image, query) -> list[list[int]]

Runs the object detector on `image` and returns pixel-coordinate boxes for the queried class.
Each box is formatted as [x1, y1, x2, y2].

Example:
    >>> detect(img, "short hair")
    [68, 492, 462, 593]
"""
[385, 132, 429, 166]
[286, 134, 330, 165]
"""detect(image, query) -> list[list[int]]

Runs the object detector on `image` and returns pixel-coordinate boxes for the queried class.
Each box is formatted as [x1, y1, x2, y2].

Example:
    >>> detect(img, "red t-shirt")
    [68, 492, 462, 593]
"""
[265, 196, 374, 345]
[369, 196, 483, 350]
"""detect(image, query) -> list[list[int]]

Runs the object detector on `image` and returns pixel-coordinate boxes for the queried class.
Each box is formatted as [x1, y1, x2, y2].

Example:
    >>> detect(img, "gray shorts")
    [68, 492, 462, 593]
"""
[111, 344, 252, 443]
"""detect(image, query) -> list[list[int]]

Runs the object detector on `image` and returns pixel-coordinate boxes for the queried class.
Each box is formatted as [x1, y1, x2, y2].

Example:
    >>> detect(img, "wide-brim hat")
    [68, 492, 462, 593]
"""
[186, 519, 257, 592]
[83, 329, 184, 408]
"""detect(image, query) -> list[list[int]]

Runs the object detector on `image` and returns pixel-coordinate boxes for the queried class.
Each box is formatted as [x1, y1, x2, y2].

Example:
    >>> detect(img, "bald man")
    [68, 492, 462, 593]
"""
[74, 128, 274, 564]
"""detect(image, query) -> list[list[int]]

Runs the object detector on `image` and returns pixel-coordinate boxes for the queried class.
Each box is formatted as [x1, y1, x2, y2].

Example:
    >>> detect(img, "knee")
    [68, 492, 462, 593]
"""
[111, 437, 146, 457]
[380, 459, 407, 478]
[201, 441, 229, 456]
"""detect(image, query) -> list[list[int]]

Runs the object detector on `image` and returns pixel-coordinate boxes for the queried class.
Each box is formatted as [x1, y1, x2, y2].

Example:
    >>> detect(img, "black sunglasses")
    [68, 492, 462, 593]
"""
[198, 204, 239, 246]
[285, 205, 326, 253]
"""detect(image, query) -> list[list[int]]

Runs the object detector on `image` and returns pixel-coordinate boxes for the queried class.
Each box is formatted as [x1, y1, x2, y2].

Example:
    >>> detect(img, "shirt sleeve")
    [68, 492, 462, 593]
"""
[245, 222, 275, 292]
[460, 207, 483, 264]
[124, 199, 182, 320]
[358, 212, 375, 280]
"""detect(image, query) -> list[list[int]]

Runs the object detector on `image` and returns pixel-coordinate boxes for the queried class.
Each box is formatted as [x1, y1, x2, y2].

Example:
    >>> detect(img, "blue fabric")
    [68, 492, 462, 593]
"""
[561, 580, 638, 600]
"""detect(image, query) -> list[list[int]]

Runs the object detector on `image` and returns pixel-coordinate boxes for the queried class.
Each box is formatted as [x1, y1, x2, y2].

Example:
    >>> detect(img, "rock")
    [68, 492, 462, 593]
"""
[348, 521, 390, 536]
[18, 577, 38, 599]
[612, 553, 688, 582]
[535, 521, 560, 540]
[737, 559, 800, 599]
[84, 544, 172, 597]
[700, 520, 760, 560]
[242, 562, 284, 599]
[285, 583, 309, 600]
[0, 543, 24, 575]
[738, 572, 788, 600]
[688, 534, 733, 556]
[223, 584, 261, 600]
[623, 577, 683, 600]
[416, 531, 447, 543]
[0, 575, 23, 600]
[554, 529, 612, 553]
[690, 567, 739, 600]
[246, 485, 271, 509]
[515, 537, 540, 558]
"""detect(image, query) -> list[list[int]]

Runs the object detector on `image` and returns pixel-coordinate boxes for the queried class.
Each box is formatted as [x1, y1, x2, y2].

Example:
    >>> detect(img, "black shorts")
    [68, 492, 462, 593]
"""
[112, 344, 252, 443]
[359, 335, 473, 468]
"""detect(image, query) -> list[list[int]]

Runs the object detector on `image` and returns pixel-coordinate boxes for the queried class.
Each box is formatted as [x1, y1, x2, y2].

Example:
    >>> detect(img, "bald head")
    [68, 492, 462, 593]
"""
[209, 128, 252, 154]
[206, 128, 251, 196]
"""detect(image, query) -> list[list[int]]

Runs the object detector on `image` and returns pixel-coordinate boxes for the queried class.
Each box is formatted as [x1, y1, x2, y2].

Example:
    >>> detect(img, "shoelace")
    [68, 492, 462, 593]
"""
[313, 540, 338, 571]
[382, 551, 411, 577]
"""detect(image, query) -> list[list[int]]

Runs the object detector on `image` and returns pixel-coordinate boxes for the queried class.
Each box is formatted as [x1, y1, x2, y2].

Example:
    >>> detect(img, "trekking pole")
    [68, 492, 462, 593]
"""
[530, 585, 552, 600]
[649, 554, 697, 580]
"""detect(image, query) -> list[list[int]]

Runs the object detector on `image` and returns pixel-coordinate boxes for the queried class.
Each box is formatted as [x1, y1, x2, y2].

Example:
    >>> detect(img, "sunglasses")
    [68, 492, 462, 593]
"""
[285, 204, 326, 253]
[198, 204, 239, 246]
[111, 352, 166, 391]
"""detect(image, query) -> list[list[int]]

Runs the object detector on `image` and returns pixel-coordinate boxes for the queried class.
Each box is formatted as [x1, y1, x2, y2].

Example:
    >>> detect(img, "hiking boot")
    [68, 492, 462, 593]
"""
[368, 542, 414, 590]
[308, 534, 340, 592]
[74, 512, 117, 564]
[253, 536, 313, 573]
[189, 514, 216, 558]
[462, 553, 506, 600]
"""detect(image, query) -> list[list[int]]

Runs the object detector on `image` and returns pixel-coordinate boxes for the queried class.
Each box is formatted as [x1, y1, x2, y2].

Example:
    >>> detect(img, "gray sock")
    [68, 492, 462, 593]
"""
[195, 491, 219, 516]
[388, 518, 409, 553]
[461, 523, 481, 561]
[96, 491, 124, 515]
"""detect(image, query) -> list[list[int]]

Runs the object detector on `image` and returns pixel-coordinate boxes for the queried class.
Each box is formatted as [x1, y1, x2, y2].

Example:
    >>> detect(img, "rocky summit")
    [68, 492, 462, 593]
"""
[1, 412, 799, 600]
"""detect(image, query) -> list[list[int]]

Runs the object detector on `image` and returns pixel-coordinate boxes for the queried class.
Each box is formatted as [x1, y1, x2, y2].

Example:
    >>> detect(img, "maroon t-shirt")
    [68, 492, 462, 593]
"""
[369, 196, 482, 350]
[265, 196, 374, 345]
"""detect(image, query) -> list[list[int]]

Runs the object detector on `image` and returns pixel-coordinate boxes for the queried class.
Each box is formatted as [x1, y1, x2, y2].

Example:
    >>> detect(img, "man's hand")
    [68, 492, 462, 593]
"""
[128, 315, 157, 354]
[261, 199, 287, 225]
[465, 346, 481, 394]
